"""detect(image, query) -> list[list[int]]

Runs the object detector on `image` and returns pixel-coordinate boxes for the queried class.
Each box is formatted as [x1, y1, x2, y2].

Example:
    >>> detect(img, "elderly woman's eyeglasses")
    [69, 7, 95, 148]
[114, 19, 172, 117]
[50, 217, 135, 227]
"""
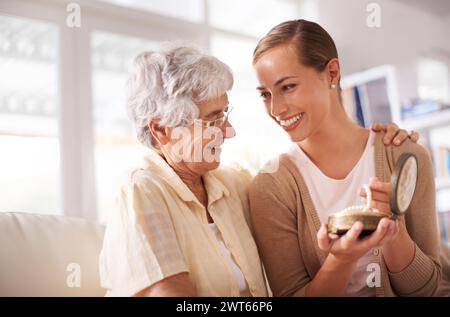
[193, 106, 233, 128]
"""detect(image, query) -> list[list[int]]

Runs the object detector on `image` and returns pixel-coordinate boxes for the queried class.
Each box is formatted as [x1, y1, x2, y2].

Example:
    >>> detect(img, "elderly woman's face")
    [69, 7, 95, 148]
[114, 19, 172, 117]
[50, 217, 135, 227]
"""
[165, 93, 235, 175]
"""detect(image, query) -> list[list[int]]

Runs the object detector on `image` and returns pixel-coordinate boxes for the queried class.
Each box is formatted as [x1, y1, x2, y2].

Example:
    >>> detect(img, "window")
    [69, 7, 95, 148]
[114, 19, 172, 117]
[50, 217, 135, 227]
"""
[99, 0, 204, 23]
[0, 15, 60, 214]
[92, 31, 160, 223]
[208, 0, 299, 37]
[210, 34, 291, 173]
[1, 0, 300, 222]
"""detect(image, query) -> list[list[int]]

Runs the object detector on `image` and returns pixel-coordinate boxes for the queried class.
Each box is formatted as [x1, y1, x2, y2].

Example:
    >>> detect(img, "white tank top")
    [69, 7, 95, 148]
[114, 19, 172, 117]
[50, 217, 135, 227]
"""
[287, 130, 377, 297]
[208, 223, 251, 296]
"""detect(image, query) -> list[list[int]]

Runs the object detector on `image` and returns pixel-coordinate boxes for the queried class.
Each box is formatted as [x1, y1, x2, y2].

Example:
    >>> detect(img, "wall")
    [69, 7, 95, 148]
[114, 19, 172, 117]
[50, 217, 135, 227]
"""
[312, 0, 450, 104]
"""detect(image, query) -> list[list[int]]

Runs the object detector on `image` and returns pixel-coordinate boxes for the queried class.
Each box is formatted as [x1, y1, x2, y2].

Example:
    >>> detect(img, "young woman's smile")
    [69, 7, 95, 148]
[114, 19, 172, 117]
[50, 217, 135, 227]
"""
[276, 112, 305, 131]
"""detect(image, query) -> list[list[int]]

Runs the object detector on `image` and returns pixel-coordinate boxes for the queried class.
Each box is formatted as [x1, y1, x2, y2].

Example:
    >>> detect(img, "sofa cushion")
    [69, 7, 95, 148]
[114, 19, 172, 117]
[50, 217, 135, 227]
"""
[0, 212, 105, 296]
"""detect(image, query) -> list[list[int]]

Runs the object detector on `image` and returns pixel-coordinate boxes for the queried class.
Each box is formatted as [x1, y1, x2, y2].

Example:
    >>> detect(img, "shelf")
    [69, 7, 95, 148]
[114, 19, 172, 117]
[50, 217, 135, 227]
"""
[399, 109, 450, 131]
[437, 183, 450, 213]
[436, 177, 450, 190]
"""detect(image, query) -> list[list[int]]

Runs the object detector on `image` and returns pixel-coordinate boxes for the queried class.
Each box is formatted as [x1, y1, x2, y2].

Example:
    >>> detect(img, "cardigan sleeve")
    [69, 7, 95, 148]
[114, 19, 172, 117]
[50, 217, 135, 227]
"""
[248, 170, 312, 297]
[387, 142, 442, 296]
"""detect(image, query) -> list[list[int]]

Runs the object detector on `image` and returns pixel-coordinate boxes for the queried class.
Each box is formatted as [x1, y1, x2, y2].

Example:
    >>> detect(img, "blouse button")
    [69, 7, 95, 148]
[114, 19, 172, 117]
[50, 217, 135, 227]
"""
[373, 248, 379, 256]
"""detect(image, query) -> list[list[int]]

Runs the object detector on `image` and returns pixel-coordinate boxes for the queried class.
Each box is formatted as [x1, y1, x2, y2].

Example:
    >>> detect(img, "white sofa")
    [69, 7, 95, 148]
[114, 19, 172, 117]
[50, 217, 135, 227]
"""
[0, 212, 105, 296]
[1, 211, 449, 297]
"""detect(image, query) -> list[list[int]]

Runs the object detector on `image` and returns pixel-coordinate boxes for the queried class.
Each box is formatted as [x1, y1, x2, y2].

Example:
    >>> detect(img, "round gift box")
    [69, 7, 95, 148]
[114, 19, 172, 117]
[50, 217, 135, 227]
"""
[328, 210, 391, 237]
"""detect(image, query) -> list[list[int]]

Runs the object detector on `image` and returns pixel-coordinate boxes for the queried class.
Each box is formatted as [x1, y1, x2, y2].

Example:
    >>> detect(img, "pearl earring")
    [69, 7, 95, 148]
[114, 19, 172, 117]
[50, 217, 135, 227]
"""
[331, 84, 336, 89]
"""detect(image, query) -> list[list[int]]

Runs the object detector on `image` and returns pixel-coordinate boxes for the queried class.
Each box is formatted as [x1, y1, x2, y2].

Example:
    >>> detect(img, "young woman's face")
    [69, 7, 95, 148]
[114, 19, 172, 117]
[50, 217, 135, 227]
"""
[254, 44, 335, 142]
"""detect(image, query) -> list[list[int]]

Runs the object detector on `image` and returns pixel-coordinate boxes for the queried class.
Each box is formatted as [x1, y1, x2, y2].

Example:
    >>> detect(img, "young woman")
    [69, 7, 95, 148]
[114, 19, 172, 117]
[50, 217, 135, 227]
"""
[249, 19, 442, 297]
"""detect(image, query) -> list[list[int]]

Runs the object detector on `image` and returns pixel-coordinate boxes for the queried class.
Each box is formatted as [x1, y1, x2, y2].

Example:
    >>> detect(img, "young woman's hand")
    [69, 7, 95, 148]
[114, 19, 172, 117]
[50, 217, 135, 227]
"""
[318, 176, 402, 265]
[371, 122, 419, 145]
[359, 176, 392, 214]
[318, 218, 398, 265]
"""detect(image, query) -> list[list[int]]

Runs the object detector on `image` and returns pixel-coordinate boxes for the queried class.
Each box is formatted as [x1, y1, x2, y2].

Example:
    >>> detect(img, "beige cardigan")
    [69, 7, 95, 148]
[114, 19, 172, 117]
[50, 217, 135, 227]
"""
[249, 131, 442, 296]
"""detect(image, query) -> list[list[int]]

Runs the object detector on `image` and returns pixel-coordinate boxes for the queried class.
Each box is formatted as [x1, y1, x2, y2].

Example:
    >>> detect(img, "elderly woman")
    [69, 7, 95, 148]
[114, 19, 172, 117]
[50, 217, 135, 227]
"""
[99, 43, 416, 297]
[99, 44, 269, 297]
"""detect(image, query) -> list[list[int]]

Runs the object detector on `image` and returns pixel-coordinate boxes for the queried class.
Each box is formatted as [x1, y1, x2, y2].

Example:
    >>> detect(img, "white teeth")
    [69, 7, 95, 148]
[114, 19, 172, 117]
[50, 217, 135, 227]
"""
[280, 113, 303, 127]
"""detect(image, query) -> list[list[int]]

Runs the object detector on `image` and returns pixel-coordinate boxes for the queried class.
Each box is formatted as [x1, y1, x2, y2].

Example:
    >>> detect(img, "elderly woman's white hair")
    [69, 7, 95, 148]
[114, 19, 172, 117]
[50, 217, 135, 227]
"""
[126, 43, 234, 149]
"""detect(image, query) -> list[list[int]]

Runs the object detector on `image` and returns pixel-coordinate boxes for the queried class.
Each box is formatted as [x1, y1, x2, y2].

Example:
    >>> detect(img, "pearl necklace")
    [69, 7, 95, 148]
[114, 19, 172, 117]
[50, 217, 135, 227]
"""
[338, 184, 372, 214]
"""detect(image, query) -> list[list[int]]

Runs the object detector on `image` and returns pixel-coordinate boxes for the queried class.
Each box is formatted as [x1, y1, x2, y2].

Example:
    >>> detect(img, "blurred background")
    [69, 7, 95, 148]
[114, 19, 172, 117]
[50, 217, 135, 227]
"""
[0, 0, 449, 242]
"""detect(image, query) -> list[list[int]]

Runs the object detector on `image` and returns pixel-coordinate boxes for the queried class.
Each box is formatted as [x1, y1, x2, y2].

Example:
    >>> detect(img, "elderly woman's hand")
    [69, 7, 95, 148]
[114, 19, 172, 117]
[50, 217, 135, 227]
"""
[371, 122, 419, 145]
